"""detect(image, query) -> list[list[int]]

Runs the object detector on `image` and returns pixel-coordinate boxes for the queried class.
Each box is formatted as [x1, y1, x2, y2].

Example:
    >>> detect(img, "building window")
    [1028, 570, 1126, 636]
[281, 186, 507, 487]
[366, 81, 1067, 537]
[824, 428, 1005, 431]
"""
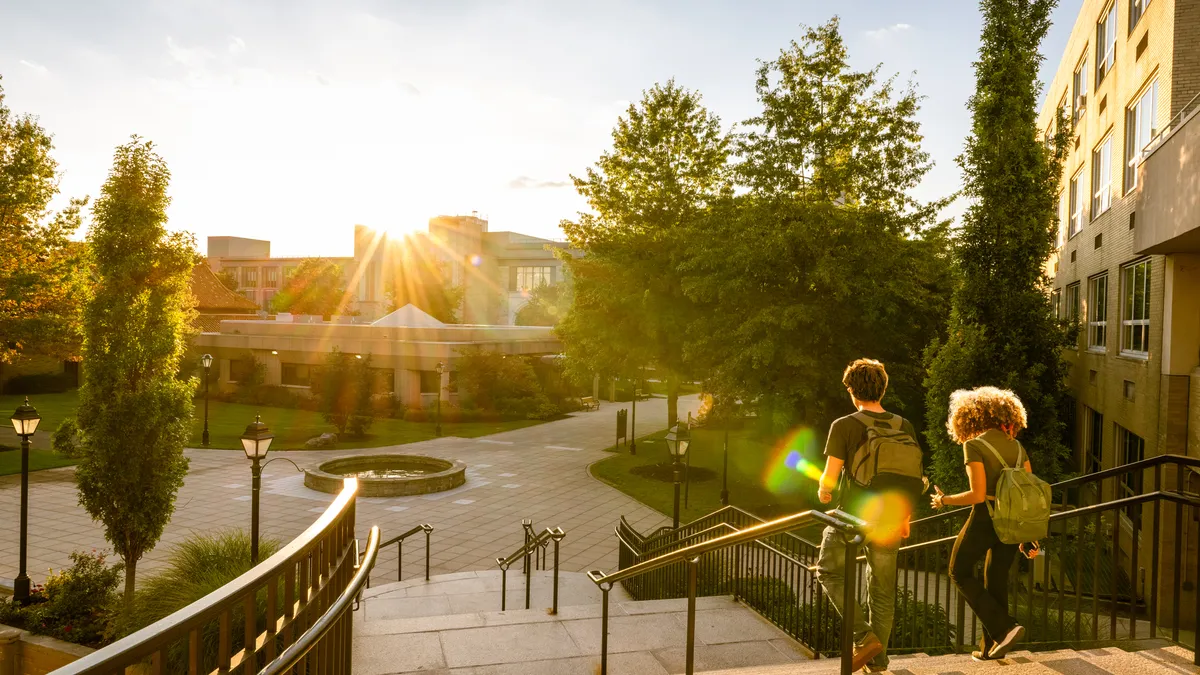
[1117, 425, 1145, 524]
[1069, 168, 1084, 238]
[241, 290, 255, 302]
[515, 266, 553, 292]
[229, 359, 255, 383]
[419, 370, 441, 394]
[264, 267, 279, 288]
[1051, 289, 1062, 319]
[1091, 135, 1112, 217]
[1065, 282, 1081, 322]
[1072, 56, 1089, 122]
[1087, 273, 1108, 351]
[1120, 259, 1151, 357]
[1130, 0, 1152, 31]
[1125, 79, 1159, 192]
[1056, 192, 1065, 248]
[262, 290, 275, 312]
[369, 368, 395, 394]
[281, 363, 313, 387]
[1096, 3, 1117, 86]
[1085, 407, 1103, 476]
[242, 267, 258, 288]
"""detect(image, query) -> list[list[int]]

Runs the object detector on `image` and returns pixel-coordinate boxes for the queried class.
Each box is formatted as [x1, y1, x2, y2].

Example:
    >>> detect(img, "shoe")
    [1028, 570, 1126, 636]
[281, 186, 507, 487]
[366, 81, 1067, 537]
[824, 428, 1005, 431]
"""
[861, 664, 887, 673]
[988, 624, 1024, 659]
[971, 650, 997, 662]
[852, 633, 884, 672]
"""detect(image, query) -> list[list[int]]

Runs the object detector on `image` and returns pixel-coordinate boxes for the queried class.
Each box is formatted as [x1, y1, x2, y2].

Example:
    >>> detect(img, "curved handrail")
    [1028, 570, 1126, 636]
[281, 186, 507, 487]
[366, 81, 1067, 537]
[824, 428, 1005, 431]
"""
[53, 478, 361, 675]
[382, 523, 432, 548]
[497, 527, 564, 569]
[589, 509, 862, 587]
[261, 525, 380, 675]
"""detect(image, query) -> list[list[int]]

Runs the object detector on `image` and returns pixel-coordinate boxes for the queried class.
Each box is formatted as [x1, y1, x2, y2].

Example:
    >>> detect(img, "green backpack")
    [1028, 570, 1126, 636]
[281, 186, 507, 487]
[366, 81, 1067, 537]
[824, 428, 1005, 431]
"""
[975, 437, 1052, 545]
[848, 412, 925, 495]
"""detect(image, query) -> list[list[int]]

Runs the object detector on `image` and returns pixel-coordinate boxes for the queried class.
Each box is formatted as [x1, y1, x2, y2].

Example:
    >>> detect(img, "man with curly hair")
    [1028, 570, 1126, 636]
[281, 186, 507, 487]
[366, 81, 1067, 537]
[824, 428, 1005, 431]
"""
[816, 358, 921, 673]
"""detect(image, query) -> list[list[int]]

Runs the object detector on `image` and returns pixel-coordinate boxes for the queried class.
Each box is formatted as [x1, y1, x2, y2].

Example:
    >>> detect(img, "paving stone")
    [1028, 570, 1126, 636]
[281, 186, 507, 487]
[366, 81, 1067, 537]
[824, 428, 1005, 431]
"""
[651, 640, 798, 673]
[438, 622, 583, 667]
[353, 632, 444, 675]
[562, 612, 686, 654]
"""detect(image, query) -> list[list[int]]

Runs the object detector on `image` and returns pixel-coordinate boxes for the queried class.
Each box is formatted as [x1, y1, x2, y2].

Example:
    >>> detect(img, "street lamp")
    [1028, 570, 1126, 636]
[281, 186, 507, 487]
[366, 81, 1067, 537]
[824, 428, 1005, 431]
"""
[201, 354, 213, 447]
[240, 415, 274, 564]
[10, 397, 40, 604]
[435, 362, 445, 437]
[664, 421, 690, 529]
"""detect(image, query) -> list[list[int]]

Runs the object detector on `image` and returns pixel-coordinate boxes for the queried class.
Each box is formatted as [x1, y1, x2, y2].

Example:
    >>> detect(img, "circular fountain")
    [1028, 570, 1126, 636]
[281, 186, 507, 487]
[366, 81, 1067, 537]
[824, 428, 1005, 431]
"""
[304, 454, 467, 497]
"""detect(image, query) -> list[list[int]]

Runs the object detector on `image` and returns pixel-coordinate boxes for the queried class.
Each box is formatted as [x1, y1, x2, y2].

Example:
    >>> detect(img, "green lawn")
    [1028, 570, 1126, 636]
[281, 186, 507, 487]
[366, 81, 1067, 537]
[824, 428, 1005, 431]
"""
[1, 390, 544, 452]
[590, 426, 824, 524]
[0, 447, 77, 476]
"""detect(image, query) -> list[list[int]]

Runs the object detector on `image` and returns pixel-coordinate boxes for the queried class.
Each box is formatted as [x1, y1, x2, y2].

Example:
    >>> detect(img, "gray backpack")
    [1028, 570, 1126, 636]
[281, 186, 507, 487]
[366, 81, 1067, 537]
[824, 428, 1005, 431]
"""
[976, 437, 1052, 544]
[848, 412, 925, 492]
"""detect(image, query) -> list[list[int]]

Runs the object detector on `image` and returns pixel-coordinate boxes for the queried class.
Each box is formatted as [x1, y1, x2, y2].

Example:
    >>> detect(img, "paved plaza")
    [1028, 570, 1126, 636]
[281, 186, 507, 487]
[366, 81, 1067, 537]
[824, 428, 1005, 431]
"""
[0, 395, 699, 588]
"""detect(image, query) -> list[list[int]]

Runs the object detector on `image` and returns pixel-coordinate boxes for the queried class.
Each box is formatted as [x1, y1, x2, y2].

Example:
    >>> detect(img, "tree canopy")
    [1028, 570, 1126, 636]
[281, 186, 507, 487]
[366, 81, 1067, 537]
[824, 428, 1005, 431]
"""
[0, 77, 90, 365]
[924, 0, 1073, 490]
[75, 137, 198, 602]
[270, 258, 349, 317]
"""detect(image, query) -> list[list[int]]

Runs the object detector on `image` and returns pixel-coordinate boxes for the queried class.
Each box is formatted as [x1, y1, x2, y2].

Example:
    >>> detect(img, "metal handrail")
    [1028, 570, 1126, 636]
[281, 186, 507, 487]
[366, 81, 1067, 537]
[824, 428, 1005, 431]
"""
[496, 524, 566, 613]
[53, 479, 362, 675]
[379, 523, 433, 582]
[261, 525, 380, 675]
[589, 508, 865, 675]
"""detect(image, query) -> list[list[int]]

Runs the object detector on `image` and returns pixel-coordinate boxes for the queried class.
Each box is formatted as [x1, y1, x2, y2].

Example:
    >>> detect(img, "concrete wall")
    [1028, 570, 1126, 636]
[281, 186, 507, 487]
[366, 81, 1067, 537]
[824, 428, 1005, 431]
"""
[0, 626, 92, 675]
[1135, 108, 1200, 254]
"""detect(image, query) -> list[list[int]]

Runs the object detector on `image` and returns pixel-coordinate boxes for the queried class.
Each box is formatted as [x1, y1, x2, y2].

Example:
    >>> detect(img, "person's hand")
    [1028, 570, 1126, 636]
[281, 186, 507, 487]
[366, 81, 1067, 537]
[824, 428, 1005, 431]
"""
[817, 486, 833, 504]
[930, 486, 946, 510]
[1020, 541, 1040, 559]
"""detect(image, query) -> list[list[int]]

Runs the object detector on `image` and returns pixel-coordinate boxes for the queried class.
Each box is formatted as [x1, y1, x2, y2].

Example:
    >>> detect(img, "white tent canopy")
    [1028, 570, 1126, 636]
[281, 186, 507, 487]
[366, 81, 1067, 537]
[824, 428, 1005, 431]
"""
[371, 304, 446, 328]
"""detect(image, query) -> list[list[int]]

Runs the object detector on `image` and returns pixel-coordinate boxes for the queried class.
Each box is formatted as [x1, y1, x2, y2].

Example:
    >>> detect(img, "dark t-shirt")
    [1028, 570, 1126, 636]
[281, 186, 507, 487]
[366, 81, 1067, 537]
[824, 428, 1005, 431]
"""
[823, 410, 919, 510]
[963, 429, 1024, 497]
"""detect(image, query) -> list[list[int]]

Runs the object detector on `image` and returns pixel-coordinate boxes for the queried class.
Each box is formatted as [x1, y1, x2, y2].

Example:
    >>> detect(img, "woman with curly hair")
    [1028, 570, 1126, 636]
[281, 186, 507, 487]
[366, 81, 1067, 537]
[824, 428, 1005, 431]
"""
[931, 386, 1038, 661]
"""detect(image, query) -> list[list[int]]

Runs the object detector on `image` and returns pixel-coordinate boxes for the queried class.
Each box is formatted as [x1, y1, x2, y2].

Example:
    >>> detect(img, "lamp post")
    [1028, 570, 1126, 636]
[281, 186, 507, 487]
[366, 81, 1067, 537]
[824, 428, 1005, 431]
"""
[240, 415, 274, 564]
[664, 421, 690, 529]
[629, 370, 639, 456]
[435, 361, 445, 437]
[201, 353, 213, 447]
[10, 397, 40, 604]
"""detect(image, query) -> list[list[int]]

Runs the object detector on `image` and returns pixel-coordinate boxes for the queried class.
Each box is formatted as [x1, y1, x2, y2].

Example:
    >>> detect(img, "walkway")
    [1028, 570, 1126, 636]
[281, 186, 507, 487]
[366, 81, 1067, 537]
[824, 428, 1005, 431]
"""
[0, 396, 698, 588]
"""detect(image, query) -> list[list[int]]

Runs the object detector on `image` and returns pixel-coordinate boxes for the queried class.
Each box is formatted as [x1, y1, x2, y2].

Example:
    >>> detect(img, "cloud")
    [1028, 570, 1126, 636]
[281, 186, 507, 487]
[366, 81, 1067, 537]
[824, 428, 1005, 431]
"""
[508, 176, 570, 189]
[228, 36, 246, 55]
[399, 81, 421, 96]
[865, 23, 912, 40]
[19, 59, 48, 74]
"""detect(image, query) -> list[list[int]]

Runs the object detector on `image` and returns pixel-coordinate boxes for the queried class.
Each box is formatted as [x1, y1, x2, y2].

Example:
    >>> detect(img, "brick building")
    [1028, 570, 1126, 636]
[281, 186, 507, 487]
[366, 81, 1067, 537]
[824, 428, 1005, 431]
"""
[1037, 0, 1200, 629]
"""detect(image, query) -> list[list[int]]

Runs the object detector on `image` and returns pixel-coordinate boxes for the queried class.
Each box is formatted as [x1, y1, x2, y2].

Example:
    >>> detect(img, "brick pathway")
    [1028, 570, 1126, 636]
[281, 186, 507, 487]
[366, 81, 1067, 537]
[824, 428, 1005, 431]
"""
[0, 396, 698, 588]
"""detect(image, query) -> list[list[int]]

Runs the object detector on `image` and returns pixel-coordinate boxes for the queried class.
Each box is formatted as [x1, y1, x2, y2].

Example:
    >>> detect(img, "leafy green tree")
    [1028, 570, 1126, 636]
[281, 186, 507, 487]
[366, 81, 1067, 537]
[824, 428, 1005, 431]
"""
[515, 275, 572, 326]
[559, 80, 731, 426]
[683, 18, 951, 434]
[76, 137, 198, 602]
[924, 0, 1073, 491]
[214, 268, 238, 291]
[315, 348, 376, 435]
[0, 76, 90, 365]
[270, 258, 348, 317]
[455, 347, 555, 419]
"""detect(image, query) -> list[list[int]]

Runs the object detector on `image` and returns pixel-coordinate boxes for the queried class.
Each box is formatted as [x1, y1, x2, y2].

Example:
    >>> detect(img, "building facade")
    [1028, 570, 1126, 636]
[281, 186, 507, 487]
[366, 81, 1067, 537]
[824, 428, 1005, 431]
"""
[207, 215, 572, 324]
[1038, 0, 1200, 630]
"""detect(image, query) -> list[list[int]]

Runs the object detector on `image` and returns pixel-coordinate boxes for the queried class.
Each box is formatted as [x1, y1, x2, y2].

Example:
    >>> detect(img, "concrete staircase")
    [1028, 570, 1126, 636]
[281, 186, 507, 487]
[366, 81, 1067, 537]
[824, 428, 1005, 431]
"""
[351, 571, 1197, 675]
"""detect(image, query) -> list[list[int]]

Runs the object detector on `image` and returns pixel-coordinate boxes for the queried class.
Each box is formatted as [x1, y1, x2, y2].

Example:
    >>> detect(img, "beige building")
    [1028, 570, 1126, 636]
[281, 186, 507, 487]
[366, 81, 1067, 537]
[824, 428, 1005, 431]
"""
[207, 215, 573, 324]
[1038, 0, 1199, 630]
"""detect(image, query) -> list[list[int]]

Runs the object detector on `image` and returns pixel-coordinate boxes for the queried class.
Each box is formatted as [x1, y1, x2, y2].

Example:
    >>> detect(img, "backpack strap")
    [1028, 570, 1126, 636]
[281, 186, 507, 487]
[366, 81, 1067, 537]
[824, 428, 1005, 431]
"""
[973, 436, 1012, 469]
[852, 411, 902, 431]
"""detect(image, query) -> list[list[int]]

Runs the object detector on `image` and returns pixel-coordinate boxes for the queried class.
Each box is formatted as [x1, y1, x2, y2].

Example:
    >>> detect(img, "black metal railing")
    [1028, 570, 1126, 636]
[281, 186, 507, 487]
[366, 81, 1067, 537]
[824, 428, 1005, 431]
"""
[376, 523, 433, 584]
[591, 509, 865, 675]
[52, 478, 370, 675]
[496, 521, 566, 613]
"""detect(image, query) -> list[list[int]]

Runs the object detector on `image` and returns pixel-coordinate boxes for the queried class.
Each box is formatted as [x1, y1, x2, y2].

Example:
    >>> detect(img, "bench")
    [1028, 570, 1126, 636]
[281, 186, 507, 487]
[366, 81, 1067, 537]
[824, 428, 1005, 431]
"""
[580, 396, 600, 411]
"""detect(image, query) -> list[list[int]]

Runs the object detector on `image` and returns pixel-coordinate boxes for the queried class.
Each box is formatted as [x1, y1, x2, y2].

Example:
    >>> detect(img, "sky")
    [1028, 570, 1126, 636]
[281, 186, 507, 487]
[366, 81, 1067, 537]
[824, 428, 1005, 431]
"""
[1, 0, 1079, 258]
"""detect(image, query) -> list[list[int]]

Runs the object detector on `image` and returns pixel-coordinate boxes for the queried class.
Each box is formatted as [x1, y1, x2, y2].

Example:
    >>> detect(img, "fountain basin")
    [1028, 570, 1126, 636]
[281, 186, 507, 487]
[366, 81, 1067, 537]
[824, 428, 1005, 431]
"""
[304, 454, 466, 497]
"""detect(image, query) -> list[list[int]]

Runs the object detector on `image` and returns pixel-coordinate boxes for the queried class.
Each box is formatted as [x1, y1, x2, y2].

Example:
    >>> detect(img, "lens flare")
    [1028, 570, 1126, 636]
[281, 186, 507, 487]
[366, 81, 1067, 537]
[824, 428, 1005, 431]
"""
[855, 491, 914, 546]
[469, 254, 482, 267]
[762, 427, 822, 497]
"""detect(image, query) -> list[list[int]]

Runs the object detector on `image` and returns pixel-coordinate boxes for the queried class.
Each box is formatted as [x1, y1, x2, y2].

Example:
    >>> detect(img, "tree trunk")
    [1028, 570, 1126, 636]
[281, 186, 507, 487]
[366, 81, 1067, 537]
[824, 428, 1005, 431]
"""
[124, 556, 137, 605]
[666, 373, 681, 429]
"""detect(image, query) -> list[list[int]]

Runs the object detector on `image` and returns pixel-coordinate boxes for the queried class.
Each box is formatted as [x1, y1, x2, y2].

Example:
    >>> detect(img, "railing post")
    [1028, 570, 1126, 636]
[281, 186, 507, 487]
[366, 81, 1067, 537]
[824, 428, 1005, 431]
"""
[398, 540, 403, 581]
[840, 534, 861, 675]
[424, 526, 432, 581]
[501, 566, 507, 611]
[686, 557, 699, 675]
[551, 530, 565, 616]
[526, 544, 533, 610]
[600, 584, 611, 675]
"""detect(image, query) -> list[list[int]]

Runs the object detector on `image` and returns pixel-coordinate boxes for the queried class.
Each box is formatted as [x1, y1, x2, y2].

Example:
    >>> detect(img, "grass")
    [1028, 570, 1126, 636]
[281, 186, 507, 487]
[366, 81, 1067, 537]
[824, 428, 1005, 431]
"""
[590, 426, 823, 524]
[1, 390, 545, 452]
[0, 447, 77, 476]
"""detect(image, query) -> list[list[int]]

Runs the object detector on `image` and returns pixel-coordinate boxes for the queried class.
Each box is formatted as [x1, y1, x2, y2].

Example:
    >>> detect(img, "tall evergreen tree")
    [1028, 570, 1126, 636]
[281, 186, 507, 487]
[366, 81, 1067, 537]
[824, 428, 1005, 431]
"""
[924, 0, 1073, 490]
[76, 137, 198, 602]
[558, 80, 731, 426]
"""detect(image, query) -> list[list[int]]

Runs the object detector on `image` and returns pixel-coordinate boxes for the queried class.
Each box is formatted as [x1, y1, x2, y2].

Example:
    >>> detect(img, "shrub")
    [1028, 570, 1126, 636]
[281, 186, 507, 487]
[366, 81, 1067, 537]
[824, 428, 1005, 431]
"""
[2, 372, 74, 394]
[116, 531, 281, 674]
[347, 414, 373, 437]
[455, 347, 553, 418]
[528, 402, 562, 420]
[403, 408, 429, 423]
[315, 349, 376, 434]
[52, 418, 84, 458]
[0, 550, 123, 647]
